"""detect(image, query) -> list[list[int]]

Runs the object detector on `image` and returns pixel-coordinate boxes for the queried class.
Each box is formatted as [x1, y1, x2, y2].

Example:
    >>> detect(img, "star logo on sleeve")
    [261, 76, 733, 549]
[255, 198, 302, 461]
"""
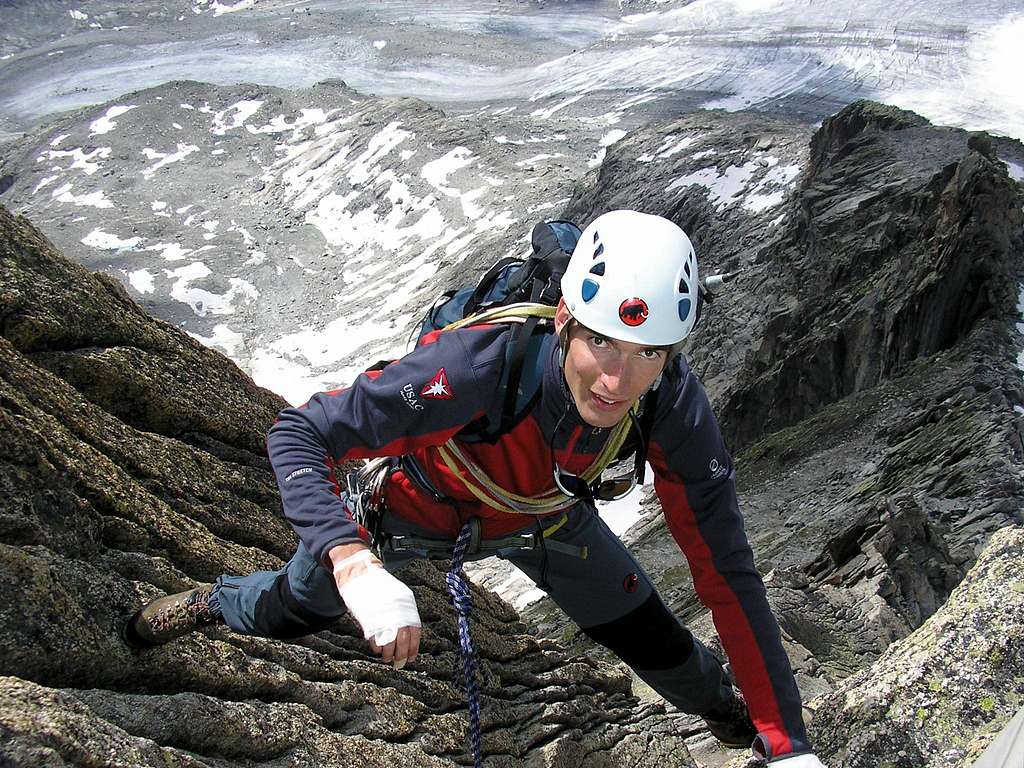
[421, 368, 454, 400]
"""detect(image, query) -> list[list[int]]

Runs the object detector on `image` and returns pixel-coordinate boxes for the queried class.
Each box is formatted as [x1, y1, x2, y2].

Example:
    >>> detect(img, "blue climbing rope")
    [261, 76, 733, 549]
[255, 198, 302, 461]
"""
[447, 522, 483, 768]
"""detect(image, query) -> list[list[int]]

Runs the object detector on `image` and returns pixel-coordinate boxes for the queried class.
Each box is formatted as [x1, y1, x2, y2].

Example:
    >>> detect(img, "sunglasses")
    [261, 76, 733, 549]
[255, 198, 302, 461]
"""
[551, 410, 645, 502]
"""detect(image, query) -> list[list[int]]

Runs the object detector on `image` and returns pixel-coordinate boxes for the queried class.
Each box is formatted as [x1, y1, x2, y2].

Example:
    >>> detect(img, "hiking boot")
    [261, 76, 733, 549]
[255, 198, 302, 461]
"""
[122, 584, 221, 649]
[702, 690, 758, 749]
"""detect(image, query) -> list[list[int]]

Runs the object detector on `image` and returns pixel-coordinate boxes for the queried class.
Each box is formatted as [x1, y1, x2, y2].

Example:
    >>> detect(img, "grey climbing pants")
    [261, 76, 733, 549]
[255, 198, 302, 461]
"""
[209, 502, 732, 715]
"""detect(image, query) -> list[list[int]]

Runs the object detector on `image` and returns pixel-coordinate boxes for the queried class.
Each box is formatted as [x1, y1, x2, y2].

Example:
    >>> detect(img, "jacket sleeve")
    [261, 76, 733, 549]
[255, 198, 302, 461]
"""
[647, 359, 810, 758]
[266, 326, 507, 565]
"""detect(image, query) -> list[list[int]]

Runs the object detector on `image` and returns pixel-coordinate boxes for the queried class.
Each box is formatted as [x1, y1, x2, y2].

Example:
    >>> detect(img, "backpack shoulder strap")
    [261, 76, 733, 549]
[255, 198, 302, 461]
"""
[497, 314, 543, 437]
[447, 304, 556, 443]
[630, 383, 662, 483]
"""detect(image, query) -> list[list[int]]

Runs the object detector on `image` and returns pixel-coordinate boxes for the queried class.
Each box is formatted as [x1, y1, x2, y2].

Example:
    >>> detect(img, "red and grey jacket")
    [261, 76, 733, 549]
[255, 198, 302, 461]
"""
[267, 322, 809, 757]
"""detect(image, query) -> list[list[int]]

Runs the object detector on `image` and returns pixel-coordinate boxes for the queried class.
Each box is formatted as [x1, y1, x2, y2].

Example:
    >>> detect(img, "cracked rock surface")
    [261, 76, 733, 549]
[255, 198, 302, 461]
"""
[0, 204, 696, 767]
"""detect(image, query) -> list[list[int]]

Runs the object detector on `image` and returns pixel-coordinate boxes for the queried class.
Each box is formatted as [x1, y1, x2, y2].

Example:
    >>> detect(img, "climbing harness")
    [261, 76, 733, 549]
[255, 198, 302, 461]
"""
[344, 456, 393, 549]
[381, 511, 586, 560]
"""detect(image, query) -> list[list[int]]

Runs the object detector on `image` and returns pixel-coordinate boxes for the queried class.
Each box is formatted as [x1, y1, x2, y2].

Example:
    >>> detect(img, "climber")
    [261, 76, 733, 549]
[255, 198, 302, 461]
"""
[123, 210, 825, 766]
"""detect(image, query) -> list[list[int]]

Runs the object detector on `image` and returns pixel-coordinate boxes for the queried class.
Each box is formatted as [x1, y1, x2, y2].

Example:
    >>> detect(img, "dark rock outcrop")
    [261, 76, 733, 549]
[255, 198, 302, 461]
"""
[722, 100, 1023, 450]
[0, 204, 697, 767]
[811, 524, 1024, 767]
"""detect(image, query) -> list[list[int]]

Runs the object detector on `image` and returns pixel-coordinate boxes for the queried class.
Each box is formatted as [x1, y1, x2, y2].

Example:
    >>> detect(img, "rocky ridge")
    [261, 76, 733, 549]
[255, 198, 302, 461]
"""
[1, 93, 1024, 767]
[0, 203, 701, 766]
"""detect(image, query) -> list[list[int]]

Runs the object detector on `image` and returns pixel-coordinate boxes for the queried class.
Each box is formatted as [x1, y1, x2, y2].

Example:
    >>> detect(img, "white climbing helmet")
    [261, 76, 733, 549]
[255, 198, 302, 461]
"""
[561, 210, 699, 346]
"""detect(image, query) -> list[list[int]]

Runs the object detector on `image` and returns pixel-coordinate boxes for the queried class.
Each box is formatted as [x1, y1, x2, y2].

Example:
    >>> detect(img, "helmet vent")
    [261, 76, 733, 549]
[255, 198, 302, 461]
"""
[589, 262, 605, 276]
[684, 260, 691, 278]
[593, 242, 604, 259]
[678, 278, 690, 294]
[678, 298, 692, 322]
[582, 279, 600, 303]
[593, 230, 600, 243]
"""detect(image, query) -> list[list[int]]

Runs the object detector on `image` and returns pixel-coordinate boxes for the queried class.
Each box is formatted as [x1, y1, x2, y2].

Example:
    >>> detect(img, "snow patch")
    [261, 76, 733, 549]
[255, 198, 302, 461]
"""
[144, 242, 191, 261]
[210, 99, 264, 135]
[308, 173, 447, 259]
[459, 187, 489, 219]
[249, 108, 336, 139]
[246, 349, 334, 407]
[273, 139, 354, 210]
[373, 40, 388, 50]
[269, 313, 408, 370]
[515, 153, 562, 167]
[422, 146, 475, 195]
[52, 183, 114, 209]
[742, 162, 801, 212]
[229, 223, 255, 246]
[127, 268, 155, 294]
[193, 0, 256, 16]
[1005, 160, 1024, 182]
[527, 199, 569, 214]
[33, 175, 61, 194]
[744, 189, 787, 212]
[666, 162, 760, 209]
[68, 9, 88, 20]
[589, 129, 629, 167]
[600, 129, 628, 147]
[89, 105, 136, 136]
[638, 134, 701, 163]
[164, 262, 258, 317]
[190, 323, 245, 358]
[43, 146, 111, 175]
[81, 228, 141, 250]
[347, 122, 413, 186]
[530, 94, 585, 119]
[141, 143, 200, 178]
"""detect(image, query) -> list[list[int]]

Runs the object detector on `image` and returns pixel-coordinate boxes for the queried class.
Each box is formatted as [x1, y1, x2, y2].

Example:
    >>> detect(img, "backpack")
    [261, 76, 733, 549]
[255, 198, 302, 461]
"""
[415, 219, 585, 442]
[419, 219, 582, 336]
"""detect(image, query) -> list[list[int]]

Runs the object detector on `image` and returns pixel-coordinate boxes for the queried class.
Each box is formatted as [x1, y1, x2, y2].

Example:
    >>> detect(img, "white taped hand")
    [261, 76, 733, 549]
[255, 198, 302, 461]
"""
[335, 550, 421, 649]
[770, 754, 827, 767]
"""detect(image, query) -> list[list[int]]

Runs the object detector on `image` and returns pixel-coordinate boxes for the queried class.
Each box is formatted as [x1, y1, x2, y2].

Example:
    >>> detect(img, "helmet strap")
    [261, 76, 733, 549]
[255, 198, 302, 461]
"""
[556, 319, 574, 370]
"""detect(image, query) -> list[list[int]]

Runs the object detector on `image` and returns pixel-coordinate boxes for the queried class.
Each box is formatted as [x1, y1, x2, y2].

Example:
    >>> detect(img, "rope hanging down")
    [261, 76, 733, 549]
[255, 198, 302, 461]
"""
[447, 521, 483, 768]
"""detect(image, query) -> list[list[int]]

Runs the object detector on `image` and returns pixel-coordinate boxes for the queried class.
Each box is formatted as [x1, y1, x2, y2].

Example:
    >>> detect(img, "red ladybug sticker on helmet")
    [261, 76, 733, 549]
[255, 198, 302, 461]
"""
[618, 298, 649, 327]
